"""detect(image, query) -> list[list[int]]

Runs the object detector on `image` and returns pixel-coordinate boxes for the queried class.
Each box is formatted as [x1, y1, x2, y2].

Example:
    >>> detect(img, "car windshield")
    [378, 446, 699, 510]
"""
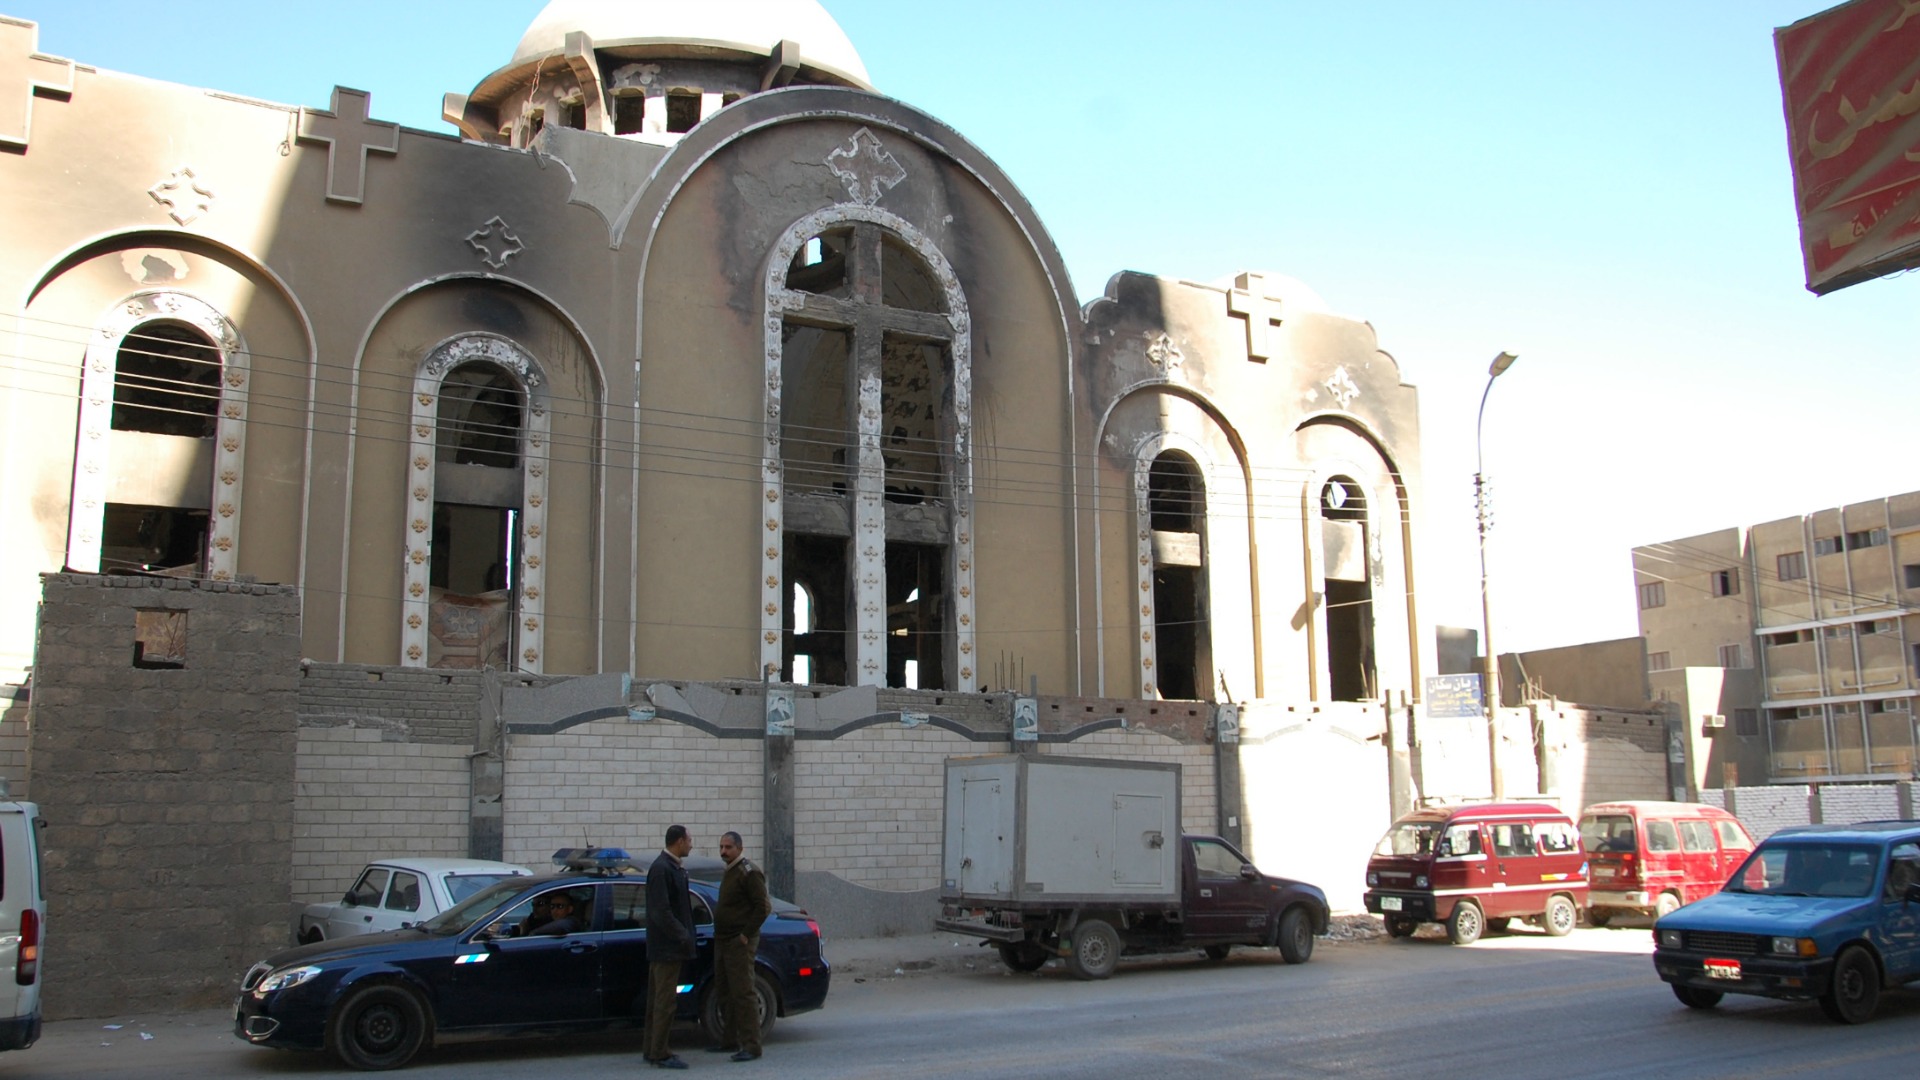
[446, 873, 523, 904]
[1373, 821, 1441, 857]
[1726, 842, 1879, 898]
[419, 879, 534, 936]
[1581, 814, 1636, 853]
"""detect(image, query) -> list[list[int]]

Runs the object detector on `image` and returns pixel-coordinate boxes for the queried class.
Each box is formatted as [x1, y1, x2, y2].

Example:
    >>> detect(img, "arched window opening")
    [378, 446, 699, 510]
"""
[113, 321, 220, 437]
[787, 228, 852, 297]
[1321, 475, 1376, 701]
[100, 504, 208, 576]
[880, 334, 950, 505]
[437, 362, 524, 467]
[881, 234, 944, 313]
[1147, 450, 1210, 701]
[665, 91, 701, 133]
[772, 216, 967, 690]
[784, 537, 847, 685]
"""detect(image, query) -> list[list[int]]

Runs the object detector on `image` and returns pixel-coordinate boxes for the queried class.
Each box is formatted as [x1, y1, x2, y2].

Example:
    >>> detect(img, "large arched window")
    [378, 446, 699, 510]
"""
[763, 208, 974, 689]
[402, 335, 550, 672]
[1320, 474, 1375, 701]
[1135, 444, 1213, 700]
[69, 292, 249, 581]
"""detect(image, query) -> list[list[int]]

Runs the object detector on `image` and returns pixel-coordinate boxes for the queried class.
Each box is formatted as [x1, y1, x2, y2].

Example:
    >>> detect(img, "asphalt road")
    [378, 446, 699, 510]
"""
[12, 926, 1918, 1078]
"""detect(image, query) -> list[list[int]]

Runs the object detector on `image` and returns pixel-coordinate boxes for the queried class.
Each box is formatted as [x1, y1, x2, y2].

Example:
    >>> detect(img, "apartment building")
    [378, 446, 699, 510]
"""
[1635, 491, 1920, 786]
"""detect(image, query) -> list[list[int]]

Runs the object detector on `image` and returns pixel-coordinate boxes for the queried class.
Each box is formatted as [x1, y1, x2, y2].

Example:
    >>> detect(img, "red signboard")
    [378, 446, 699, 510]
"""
[1776, 0, 1920, 294]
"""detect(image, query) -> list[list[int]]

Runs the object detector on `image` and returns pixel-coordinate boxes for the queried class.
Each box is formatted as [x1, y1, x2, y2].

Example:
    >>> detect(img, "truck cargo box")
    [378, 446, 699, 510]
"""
[940, 754, 1181, 906]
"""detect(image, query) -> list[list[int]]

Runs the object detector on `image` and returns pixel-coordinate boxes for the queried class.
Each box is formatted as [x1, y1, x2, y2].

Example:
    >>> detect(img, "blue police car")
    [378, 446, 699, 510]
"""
[235, 849, 830, 1069]
[1652, 820, 1920, 1023]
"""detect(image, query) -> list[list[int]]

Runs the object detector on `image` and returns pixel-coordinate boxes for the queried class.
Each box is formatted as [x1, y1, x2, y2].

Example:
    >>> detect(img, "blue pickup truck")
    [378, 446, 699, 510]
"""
[1651, 820, 1920, 1023]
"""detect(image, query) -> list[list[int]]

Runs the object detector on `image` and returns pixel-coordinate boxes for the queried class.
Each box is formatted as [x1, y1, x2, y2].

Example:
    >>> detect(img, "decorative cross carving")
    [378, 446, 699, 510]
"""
[466, 215, 526, 269]
[826, 127, 906, 206]
[1324, 366, 1361, 409]
[2, 17, 74, 150]
[149, 166, 214, 225]
[1225, 272, 1283, 363]
[297, 86, 399, 205]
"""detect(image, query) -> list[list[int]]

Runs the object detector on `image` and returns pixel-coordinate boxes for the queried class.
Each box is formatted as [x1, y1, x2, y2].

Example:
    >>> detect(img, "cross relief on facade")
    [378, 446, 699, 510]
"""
[826, 127, 906, 207]
[2, 18, 74, 149]
[297, 86, 400, 205]
[1225, 274, 1283, 363]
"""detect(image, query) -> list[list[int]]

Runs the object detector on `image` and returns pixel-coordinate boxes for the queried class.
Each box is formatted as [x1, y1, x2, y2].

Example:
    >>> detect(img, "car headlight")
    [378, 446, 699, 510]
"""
[257, 965, 323, 994]
[1415, 875, 1428, 888]
[1771, 937, 1816, 957]
[1366, 871, 1378, 887]
[1657, 929, 1684, 949]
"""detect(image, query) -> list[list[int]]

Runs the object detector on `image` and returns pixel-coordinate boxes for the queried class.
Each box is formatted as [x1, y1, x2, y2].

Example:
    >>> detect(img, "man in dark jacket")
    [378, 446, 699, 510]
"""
[710, 830, 772, 1061]
[644, 824, 696, 1069]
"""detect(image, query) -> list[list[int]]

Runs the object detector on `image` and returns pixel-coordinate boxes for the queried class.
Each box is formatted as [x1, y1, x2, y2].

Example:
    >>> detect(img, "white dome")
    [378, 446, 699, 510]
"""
[511, 0, 870, 88]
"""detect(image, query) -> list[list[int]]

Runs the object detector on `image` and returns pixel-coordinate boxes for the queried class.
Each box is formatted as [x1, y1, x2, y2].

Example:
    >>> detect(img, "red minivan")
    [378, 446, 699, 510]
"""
[1363, 801, 1589, 944]
[1578, 801, 1753, 926]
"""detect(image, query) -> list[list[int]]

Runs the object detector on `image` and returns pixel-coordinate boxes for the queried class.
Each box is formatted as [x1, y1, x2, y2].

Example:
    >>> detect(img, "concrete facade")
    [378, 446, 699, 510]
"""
[1635, 491, 1920, 787]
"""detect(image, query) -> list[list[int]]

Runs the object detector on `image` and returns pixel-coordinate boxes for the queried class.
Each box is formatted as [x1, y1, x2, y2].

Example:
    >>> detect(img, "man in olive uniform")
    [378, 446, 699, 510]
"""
[710, 830, 772, 1062]
[644, 825, 696, 1070]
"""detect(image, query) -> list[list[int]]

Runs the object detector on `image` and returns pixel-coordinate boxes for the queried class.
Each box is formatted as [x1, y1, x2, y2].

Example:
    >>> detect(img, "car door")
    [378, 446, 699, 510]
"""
[441, 886, 602, 1031]
[597, 882, 650, 1023]
[1877, 845, 1920, 980]
[1677, 820, 1719, 904]
[374, 869, 425, 931]
[327, 866, 390, 939]
[1487, 821, 1540, 918]
[1184, 838, 1266, 940]
[1713, 819, 1754, 889]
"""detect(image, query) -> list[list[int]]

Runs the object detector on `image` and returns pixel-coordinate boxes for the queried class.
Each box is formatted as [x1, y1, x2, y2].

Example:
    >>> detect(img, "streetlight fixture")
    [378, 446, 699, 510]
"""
[1477, 351, 1518, 798]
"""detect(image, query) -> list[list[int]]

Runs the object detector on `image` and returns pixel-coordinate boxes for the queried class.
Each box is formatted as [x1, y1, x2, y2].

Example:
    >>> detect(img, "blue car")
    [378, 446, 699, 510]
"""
[234, 850, 830, 1069]
[1652, 821, 1920, 1023]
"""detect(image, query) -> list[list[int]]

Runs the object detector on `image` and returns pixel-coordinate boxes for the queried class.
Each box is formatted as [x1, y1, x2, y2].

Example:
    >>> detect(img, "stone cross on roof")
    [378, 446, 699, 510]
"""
[2, 17, 74, 150]
[297, 86, 400, 205]
[1225, 272, 1284, 363]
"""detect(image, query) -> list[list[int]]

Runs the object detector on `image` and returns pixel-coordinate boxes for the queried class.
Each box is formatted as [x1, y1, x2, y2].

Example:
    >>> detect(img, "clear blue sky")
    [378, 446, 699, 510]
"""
[12, 0, 1915, 655]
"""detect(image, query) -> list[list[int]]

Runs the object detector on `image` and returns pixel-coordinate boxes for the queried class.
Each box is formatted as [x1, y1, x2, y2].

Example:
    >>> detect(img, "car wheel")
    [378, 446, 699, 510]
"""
[997, 940, 1050, 972]
[700, 969, 778, 1044]
[1819, 946, 1881, 1024]
[1485, 917, 1511, 935]
[1384, 915, 1418, 939]
[1066, 919, 1121, 980]
[1654, 892, 1681, 919]
[1586, 908, 1613, 928]
[1202, 944, 1231, 961]
[1277, 908, 1314, 964]
[1447, 901, 1484, 945]
[327, 983, 429, 1071]
[298, 927, 324, 945]
[1543, 895, 1576, 937]
[1672, 984, 1723, 1010]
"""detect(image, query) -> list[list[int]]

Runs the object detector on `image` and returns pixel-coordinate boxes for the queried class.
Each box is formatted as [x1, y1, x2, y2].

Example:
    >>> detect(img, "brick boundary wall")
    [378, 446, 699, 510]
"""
[0, 686, 27, 800]
[29, 574, 300, 1020]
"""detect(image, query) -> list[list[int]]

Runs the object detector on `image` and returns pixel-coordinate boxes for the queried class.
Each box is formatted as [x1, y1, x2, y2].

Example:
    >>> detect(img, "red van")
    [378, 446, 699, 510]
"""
[1578, 801, 1753, 925]
[1364, 801, 1589, 944]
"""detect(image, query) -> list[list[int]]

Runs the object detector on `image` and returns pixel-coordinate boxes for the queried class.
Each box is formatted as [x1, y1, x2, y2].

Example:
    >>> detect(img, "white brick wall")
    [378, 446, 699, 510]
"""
[1558, 734, 1668, 811]
[1816, 784, 1899, 825]
[502, 718, 763, 869]
[792, 725, 974, 891]
[1731, 786, 1811, 841]
[293, 726, 473, 902]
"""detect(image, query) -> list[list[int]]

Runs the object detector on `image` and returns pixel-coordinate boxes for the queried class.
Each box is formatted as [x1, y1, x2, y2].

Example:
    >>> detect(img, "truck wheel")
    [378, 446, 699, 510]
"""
[1485, 917, 1511, 935]
[1384, 915, 1417, 938]
[1276, 908, 1313, 964]
[1543, 895, 1576, 937]
[997, 941, 1049, 973]
[1586, 908, 1613, 928]
[1672, 984, 1722, 1010]
[1446, 901, 1484, 945]
[1654, 892, 1681, 919]
[327, 983, 429, 1070]
[1818, 946, 1881, 1024]
[299, 926, 324, 945]
[1066, 919, 1120, 980]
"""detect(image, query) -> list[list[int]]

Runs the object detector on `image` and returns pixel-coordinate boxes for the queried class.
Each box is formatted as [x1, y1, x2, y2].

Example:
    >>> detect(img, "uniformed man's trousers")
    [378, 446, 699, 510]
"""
[714, 933, 762, 1054]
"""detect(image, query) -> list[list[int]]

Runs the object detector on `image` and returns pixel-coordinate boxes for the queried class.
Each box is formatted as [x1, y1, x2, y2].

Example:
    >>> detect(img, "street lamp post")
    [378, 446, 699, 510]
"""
[1477, 351, 1518, 799]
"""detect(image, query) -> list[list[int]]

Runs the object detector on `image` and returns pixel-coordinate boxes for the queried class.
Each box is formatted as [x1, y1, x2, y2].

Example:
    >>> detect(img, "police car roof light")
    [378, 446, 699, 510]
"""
[551, 847, 635, 873]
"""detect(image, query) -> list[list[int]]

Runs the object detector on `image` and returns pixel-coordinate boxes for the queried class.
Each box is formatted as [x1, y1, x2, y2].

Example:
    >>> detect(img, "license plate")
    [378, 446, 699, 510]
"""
[1381, 896, 1402, 912]
[1704, 958, 1741, 980]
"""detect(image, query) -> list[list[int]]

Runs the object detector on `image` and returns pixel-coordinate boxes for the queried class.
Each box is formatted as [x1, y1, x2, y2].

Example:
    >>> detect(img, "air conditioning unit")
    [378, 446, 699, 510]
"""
[1700, 714, 1726, 736]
